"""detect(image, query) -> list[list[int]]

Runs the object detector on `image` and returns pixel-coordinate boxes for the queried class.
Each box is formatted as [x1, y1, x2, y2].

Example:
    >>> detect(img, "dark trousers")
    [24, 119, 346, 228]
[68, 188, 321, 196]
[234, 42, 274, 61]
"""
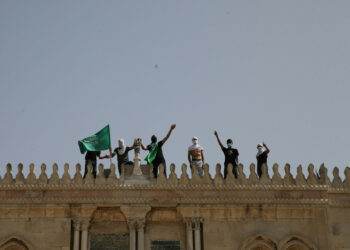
[257, 164, 262, 178]
[153, 161, 166, 178]
[84, 160, 97, 178]
[118, 161, 134, 175]
[257, 163, 268, 178]
[224, 164, 238, 179]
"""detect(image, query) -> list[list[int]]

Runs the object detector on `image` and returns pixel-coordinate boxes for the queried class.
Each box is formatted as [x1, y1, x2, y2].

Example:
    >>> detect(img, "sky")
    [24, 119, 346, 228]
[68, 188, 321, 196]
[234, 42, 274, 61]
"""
[0, 1, 349, 179]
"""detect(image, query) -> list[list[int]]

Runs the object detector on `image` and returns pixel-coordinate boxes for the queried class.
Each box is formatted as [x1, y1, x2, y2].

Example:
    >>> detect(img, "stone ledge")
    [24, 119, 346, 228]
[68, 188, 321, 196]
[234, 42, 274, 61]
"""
[0, 183, 335, 191]
[0, 197, 332, 205]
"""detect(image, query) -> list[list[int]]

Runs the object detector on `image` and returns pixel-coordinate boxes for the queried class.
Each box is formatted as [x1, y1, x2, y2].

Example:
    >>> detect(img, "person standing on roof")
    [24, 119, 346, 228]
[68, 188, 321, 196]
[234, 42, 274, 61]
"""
[256, 142, 270, 178]
[103, 139, 135, 175]
[188, 137, 205, 177]
[141, 124, 176, 178]
[214, 130, 239, 178]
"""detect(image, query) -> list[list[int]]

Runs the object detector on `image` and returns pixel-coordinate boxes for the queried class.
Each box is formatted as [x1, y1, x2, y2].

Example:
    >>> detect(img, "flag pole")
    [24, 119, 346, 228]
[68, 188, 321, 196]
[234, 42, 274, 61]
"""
[108, 124, 113, 167]
[109, 147, 113, 166]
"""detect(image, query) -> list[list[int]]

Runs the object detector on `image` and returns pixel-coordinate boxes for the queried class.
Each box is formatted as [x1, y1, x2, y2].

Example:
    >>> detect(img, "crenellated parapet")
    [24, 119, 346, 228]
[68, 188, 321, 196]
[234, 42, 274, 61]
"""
[0, 162, 350, 249]
[0, 162, 350, 189]
[0, 162, 349, 209]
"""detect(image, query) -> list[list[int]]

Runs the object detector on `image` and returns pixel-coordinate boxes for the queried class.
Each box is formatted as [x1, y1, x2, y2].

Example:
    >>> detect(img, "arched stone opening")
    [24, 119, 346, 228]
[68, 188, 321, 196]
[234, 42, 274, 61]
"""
[278, 235, 317, 250]
[240, 234, 277, 250]
[0, 236, 33, 250]
[89, 207, 129, 250]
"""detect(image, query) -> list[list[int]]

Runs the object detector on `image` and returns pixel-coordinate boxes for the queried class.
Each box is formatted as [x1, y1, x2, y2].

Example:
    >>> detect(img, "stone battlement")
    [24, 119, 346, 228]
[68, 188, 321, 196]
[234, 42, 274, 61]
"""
[0, 162, 349, 189]
[1, 162, 350, 250]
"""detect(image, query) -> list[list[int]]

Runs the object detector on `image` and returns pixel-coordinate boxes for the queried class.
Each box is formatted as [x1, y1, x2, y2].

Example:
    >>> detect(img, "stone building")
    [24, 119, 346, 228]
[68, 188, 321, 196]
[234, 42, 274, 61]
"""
[0, 148, 350, 250]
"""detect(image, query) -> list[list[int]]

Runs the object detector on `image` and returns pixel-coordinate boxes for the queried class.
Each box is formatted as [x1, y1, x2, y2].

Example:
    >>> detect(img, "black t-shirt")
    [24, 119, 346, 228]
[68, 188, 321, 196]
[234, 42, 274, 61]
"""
[222, 147, 239, 167]
[147, 141, 165, 165]
[114, 147, 131, 166]
[257, 152, 268, 167]
[85, 151, 101, 161]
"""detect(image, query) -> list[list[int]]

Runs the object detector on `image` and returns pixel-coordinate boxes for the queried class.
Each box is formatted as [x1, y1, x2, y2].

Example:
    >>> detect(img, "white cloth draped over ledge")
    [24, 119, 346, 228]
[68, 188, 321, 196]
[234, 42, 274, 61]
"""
[0, 162, 349, 189]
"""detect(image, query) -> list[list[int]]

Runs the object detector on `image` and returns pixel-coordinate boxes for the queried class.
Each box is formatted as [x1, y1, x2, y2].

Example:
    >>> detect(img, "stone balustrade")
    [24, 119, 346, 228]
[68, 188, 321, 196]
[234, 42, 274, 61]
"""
[0, 162, 349, 189]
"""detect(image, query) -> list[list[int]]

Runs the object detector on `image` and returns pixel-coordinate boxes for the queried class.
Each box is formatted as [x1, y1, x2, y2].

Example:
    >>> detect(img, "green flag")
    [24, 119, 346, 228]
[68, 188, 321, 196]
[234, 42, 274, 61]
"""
[78, 125, 111, 154]
[145, 142, 158, 164]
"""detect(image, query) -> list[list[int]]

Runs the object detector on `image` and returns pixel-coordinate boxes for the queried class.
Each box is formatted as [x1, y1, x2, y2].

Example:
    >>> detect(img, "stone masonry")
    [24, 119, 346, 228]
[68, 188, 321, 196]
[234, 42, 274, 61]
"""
[0, 161, 349, 250]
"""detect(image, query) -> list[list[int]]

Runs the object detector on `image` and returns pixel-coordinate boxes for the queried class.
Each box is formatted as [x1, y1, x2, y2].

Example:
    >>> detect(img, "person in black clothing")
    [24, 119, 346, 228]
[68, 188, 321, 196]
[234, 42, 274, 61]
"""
[256, 142, 270, 178]
[104, 139, 135, 175]
[83, 150, 104, 178]
[214, 130, 239, 178]
[141, 124, 176, 178]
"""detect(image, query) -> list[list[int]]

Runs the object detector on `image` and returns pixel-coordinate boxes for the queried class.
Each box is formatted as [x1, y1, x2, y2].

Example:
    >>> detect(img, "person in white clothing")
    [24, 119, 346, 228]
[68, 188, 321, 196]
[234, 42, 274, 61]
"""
[188, 137, 205, 177]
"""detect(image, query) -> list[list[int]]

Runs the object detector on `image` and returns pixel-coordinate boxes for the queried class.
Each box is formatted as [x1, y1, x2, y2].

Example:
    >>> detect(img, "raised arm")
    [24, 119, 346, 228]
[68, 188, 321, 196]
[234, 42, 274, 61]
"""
[214, 130, 224, 149]
[161, 124, 176, 144]
[263, 143, 270, 154]
[141, 142, 148, 150]
[128, 139, 140, 151]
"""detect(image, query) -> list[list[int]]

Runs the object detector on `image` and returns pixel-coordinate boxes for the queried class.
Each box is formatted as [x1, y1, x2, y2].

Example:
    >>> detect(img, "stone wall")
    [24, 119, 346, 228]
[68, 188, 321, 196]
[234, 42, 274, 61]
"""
[0, 205, 71, 250]
[0, 162, 349, 250]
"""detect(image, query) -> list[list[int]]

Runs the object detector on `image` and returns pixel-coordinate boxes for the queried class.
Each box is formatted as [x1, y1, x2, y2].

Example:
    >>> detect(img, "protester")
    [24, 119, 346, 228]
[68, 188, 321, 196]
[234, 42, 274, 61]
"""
[256, 142, 270, 178]
[80, 146, 106, 178]
[214, 131, 239, 178]
[78, 125, 111, 179]
[103, 139, 135, 175]
[141, 124, 176, 178]
[188, 137, 205, 177]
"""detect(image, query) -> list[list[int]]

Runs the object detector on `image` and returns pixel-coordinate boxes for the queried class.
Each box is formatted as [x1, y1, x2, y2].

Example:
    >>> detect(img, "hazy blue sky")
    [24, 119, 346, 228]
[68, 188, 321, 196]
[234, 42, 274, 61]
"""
[1, 1, 349, 179]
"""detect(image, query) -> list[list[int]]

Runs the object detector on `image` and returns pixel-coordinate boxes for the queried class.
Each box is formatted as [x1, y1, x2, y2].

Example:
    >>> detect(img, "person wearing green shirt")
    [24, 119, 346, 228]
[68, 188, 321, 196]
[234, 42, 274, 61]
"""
[141, 124, 176, 178]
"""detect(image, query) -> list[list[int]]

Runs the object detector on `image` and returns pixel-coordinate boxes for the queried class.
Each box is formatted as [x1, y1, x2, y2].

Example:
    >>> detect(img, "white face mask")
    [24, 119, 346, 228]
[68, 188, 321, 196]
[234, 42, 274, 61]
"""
[188, 137, 203, 151]
[118, 139, 125, 148]
[256, 144, 265, 156]
[118, 139, 126, 154]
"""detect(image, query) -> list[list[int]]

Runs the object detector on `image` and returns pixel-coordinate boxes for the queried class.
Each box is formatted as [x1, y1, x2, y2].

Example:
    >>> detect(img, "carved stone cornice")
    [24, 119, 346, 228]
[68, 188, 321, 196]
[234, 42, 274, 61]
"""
[1, 185, 347, 207]
[0, 197, 332, 206]
[0, 183, 335, 191]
